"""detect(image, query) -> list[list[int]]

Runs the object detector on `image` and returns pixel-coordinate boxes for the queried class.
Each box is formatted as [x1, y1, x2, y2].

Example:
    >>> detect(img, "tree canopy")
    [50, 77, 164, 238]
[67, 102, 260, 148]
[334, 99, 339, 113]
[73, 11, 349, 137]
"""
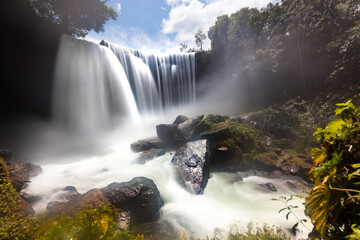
[203, 0, 360, 108]
[29, 0, 118, 37]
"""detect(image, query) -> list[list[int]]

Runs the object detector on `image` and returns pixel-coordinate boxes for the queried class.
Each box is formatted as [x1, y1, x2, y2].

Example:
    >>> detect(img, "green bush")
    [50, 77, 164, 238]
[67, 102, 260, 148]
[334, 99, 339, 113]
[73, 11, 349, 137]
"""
[305, 99, 360, 239]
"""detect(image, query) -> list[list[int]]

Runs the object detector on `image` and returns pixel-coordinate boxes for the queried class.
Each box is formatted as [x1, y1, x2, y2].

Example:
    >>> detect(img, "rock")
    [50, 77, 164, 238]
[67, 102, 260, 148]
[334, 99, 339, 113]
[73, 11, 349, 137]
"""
[156, 115, 204, 148]
[173, 115, 189, 124]
[117, 211, 131, 229]
[231, 176, 243, 183]
[171, 139, 209, 194]
[176, 114, 204, 140]
[131, 137, 163, 152]
[299, 164, 314, 182]
[101, 177, 164, 225]
[61, 186, 81, 200]
[8, 161, 42, 191]
[258, 182, 277, 192]
[134, 219, 181, 240]
[47, 189, 111, 213]
[137, 148, 166, 164]
[199, 124, 229, 138]
[286, 181, 297, 189]
[0, 150, 13, 162]
[20, 192, 42, 203]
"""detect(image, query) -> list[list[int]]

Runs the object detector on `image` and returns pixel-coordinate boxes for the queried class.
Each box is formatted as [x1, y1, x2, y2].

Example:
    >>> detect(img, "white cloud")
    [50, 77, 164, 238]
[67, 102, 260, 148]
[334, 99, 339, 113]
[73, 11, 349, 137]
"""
[116, 3, 121, 13]
[85, 26, 179, 54]
[162, 0, 280, 49]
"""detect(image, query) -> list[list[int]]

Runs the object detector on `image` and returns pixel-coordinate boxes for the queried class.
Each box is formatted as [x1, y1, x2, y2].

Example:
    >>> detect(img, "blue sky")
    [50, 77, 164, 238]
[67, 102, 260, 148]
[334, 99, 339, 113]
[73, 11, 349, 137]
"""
[85, 0, 279, 53]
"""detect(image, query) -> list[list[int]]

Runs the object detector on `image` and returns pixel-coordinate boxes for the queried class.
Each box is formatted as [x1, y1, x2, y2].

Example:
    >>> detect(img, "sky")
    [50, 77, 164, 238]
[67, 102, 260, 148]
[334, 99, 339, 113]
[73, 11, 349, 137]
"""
[85, 0, 280, 53]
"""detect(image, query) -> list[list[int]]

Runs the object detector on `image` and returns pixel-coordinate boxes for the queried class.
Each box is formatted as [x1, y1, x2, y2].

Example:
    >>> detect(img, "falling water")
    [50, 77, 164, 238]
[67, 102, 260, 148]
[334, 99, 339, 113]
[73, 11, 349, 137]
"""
[101, 40, 196, 112]
[52, 35, 140, 131]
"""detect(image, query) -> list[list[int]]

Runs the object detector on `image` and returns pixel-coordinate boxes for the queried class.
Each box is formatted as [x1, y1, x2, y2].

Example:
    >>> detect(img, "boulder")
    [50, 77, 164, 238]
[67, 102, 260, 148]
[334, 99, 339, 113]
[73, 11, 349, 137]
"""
[171, 139, 209, 194]
[137, 148, 166, 164]
[20, 192, 42, 203]
[258, 182, 277, 192]
[156, 115, 204, 148]
[8, 161, 42, 191]
[47, 189, 111, 213]
[130, 137, 163, 152]
[101, 177, 164, 225]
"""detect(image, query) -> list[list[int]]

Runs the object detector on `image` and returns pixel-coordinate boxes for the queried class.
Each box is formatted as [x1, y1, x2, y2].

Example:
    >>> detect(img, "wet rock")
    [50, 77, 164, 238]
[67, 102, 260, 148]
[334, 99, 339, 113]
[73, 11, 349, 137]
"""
[173, 115, 189, 124]
[286, 181, 297, 189]
[20, 192, 42, 203]
[101, 177, 164, 225]
[198, 124, 229, 138]
[259, 182, 277, 192]
[156, 115, 204, 148]
[118, 211, 131, 229]
[134, 219, 181, 240]
[137, 148, 166, 164]
[47, 189, 111, 213]
[131, 137, 163, 152]
[299, 164, 314, 182]
[8, 161, 42, 191]
[0, 150, 13, 162]
[231, 176, 243, 183]
[171, 139, 209, 194]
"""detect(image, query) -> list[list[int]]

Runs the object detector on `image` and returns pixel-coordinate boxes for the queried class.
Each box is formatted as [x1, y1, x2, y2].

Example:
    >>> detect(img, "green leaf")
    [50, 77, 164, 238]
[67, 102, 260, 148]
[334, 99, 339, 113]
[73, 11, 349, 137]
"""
[291, 222, 299, 235]
[278, 208, 287, 214]
[286, 212, 291, 220]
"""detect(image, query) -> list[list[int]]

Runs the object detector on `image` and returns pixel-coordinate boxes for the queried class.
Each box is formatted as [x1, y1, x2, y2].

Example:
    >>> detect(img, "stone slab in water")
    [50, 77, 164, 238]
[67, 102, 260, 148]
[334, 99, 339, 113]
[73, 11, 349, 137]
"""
[171, 139, 209, 194]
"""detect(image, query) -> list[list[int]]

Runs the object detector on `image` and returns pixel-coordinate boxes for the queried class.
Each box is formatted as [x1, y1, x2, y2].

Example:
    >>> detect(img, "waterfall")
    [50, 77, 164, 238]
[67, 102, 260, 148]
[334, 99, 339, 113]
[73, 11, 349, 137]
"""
[52, 35, 140, 131]
[100, 40, 196, 112]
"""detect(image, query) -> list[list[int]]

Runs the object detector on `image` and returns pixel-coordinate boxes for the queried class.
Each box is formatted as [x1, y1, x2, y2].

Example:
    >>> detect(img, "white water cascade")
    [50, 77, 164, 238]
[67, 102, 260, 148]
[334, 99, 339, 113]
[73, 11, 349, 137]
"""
[23, 35, 312, 240]
[101, 40, 196, 113]
[52, 35, 140, 131]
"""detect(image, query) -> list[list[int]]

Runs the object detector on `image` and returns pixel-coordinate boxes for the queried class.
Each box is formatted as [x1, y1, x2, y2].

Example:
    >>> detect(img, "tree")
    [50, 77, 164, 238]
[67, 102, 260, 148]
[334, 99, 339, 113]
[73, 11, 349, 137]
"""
[195, 29, 206, 50]
[180, 43, 188, 52]
[29, 0, 118, 37]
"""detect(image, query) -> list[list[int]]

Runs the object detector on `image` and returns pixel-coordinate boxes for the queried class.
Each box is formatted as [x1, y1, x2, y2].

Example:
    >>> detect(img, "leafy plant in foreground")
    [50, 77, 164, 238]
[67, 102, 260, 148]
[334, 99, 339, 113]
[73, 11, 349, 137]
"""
[272, 195, 310, 235]
[305, 99, 360, 239]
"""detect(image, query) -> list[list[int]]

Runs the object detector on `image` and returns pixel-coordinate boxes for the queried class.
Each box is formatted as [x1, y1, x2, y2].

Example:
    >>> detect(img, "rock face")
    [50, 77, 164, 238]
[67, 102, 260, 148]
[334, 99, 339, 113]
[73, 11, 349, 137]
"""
[101, 177, 164, 225]
[171, 139, 209, 194]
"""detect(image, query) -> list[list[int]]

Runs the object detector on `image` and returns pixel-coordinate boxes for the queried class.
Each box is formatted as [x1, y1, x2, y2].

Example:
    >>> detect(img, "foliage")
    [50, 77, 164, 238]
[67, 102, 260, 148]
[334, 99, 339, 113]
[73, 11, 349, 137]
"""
[0, 157, 39, 240]
[180, 43, 188, 53]
[36, 206, 148, 240]
[272, 195, 310, 235]
[213, 222, 292, 240]
[197, 114, 267, 170]
[305, 99, 360, 239]
[29, 0, 118, 37]
[204, 0, 360, 108]
[195, 29, 207, 50]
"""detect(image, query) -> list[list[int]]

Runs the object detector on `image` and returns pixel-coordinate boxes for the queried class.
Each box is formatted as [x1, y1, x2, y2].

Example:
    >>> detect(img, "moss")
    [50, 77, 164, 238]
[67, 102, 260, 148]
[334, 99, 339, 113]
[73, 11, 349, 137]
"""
[200, 114, 267, 171]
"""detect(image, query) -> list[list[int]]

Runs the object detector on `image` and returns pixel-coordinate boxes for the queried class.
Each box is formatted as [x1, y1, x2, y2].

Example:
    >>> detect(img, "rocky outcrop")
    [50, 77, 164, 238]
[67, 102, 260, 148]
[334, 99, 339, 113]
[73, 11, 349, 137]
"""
[101, 177, 164, 225]
[156, 115, 204, 148]
[130, 137, 163, 152]
[137, 148, 166, 164]
[8, 161, 42, 191]
[47, 177, 164, 227]
[258, 182, 277, 192]
[171, 139, 209, 194]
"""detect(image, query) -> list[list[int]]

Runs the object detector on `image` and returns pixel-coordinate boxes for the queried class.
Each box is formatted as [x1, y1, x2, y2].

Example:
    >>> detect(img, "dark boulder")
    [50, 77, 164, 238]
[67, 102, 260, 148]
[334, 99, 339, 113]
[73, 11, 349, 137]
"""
[101, 177, 164, 225]
[130, 137, 163, 152]
[156, 115, 204, 148]
[137, 148, 166, 164]
[171, 139, 209, 194]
